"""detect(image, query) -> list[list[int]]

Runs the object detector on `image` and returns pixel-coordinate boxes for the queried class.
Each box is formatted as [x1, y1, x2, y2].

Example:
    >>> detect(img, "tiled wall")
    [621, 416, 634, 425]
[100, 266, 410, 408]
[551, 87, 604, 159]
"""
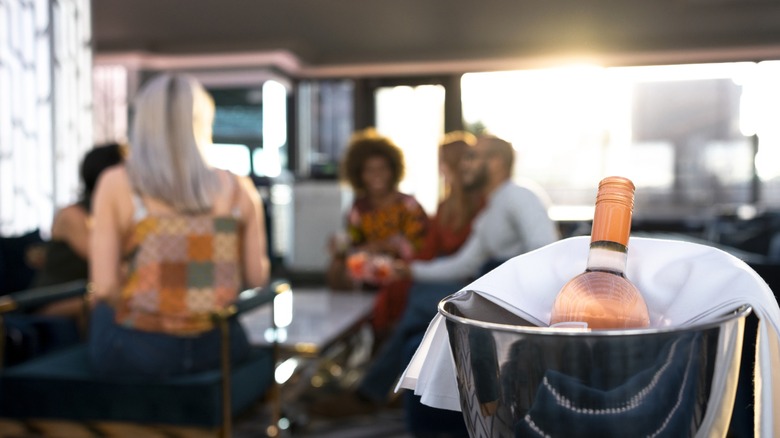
[0, 0, 92, 237]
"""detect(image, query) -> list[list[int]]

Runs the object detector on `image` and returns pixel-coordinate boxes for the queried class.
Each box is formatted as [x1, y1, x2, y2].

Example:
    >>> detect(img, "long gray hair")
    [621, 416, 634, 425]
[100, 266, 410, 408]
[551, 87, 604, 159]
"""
[126, 73, 220, 213]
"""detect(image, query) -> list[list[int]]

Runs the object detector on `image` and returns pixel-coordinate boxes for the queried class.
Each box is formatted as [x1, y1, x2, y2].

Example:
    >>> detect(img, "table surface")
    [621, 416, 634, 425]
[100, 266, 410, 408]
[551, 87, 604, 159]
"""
[239, 287, 376, 354]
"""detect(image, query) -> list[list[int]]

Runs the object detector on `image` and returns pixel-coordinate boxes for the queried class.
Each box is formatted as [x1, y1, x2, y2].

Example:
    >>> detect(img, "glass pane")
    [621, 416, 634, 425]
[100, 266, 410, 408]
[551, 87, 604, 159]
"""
[93, 65, 128, 144]
[750, 61, 780, 202]
[375, 84, 446, 215]
[205, 143, 252, 176]
[0, 0, 90, 235]
[461, 63, 762, 221]
[295, 79, 354, 178]
[253, 147, 282, 178]
[262, 80, 287, 177]
[211, 87, 263, 140]
[263, 80, 287, 149]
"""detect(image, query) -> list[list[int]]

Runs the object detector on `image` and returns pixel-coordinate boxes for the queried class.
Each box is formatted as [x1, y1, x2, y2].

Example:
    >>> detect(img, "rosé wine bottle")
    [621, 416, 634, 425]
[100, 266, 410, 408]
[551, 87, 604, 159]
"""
[549, 176, 650, 330]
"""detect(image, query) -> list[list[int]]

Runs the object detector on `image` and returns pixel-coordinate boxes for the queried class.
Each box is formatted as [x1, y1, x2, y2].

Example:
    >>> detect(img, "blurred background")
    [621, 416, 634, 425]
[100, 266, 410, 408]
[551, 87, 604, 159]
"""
[3, 0, 780, 279]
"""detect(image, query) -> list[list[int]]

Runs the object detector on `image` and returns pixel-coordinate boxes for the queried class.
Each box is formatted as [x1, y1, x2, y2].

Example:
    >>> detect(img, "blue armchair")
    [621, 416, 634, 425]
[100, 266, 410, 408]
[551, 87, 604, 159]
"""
[0, 279, 289, 437]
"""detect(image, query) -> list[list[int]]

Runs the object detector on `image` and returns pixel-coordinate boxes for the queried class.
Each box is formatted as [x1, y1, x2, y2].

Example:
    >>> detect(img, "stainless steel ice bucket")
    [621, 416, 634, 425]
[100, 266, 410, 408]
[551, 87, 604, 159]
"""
[439, 290, 751, 438]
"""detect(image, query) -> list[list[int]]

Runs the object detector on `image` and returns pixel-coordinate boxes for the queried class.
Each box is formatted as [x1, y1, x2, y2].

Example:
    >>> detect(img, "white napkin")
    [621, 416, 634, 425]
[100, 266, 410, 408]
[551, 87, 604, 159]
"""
[397, 236, 780, 438]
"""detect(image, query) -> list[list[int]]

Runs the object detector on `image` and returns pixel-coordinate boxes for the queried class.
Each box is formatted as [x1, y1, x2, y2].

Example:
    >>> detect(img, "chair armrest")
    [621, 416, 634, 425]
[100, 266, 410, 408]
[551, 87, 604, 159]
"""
[0, 280, 88, 314]
[209, 279, 291, 323]
[235, 279, 291, 316]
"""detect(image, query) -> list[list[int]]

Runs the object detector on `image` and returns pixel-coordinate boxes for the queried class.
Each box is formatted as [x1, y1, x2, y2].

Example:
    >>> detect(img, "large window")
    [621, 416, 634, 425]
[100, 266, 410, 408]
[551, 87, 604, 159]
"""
[206, 80, 289, 179]
[0, 0, 92, 236]
[295, 80, 355, 179]
[296, 78, 448, 214]
[93, 65, 128, 146]
[375, 84, 446, 214]
[461, 62, 780, 224]
[204, 79, 292, 261]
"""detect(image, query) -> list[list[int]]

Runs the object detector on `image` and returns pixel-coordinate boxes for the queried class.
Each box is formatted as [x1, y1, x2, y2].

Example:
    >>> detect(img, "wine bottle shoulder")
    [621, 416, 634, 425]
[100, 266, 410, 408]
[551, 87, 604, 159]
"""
[551, 271, 648, 329]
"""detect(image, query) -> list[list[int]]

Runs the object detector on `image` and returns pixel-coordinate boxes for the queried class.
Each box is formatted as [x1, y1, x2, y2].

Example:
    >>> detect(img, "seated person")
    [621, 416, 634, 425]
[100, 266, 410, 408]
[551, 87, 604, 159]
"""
[326, 128, 429, 339]
[398, 134, 560, 283]
[31, 143, 124, 326]
[88, 73, 270, 379]
[0, 144, 121, 361]
[372, 131, 485, 342]
[357, 134, 560, 406]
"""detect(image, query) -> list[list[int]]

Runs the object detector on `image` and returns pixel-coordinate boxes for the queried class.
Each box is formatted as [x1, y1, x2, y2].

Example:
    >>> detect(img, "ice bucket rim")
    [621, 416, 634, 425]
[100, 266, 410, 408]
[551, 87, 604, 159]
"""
[437, 289, 752, 337]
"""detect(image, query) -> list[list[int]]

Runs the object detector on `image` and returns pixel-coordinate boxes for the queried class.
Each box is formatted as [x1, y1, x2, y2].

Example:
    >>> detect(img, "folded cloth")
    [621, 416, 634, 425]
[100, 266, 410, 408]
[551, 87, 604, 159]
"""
[397, 236, 780, 438]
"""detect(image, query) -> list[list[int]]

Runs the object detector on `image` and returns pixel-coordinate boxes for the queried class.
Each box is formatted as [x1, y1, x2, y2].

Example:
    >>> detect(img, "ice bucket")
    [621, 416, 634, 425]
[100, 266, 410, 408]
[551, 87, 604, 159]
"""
[439, 289, 751, 438]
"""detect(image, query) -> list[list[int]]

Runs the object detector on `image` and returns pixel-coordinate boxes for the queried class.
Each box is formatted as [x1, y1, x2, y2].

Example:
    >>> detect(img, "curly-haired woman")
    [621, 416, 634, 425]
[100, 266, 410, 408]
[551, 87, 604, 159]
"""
[327, 129, 429, 335]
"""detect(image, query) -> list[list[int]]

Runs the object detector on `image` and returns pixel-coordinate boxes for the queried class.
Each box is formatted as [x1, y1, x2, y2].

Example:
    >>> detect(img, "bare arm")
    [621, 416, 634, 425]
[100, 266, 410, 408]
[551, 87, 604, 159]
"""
[410, 231, 487, 282]
[88, 168, 128, 303]
[237, 176, 270, 288]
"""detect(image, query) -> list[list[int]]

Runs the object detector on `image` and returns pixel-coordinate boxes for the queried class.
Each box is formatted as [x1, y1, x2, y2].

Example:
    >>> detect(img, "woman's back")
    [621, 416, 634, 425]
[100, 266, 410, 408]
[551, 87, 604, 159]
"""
[88, 73, 269, 379]
[92, 161, 269, 295]
[115, 169, 245, 334]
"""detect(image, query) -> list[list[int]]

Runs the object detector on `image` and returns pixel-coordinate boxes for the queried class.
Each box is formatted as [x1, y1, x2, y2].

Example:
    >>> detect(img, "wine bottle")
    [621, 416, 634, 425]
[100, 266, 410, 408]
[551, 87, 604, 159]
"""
[549, 176, 650, 329]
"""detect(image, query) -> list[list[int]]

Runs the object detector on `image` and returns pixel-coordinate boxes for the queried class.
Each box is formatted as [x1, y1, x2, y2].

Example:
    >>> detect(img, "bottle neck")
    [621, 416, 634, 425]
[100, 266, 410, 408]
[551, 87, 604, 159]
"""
[586, 176, 635, 274]
[590, 199, 632, 247]
[586, 241, 628, 274]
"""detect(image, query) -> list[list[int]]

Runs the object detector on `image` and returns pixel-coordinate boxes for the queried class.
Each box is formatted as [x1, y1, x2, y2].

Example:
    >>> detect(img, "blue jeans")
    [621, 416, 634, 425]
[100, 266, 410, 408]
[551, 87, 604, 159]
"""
[358, 280, 467, 403]
[88, 302, 249, 381]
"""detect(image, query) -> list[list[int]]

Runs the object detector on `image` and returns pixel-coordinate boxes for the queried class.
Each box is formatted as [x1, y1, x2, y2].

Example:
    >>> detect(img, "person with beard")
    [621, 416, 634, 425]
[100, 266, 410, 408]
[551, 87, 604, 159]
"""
[314, 134, 558, 417]
[400, 134, 559, 283]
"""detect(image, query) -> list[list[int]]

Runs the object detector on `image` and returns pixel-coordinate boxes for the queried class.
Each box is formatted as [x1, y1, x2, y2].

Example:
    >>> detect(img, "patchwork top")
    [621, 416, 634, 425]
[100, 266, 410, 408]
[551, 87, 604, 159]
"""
[115, 196, 243, 336]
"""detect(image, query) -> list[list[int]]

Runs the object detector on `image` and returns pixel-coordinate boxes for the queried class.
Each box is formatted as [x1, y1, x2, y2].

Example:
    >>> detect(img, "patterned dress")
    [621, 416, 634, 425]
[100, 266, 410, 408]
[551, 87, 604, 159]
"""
[346, 192, 428, 259]
[345, 192, 429, 336]
[372, 198, 483, 335]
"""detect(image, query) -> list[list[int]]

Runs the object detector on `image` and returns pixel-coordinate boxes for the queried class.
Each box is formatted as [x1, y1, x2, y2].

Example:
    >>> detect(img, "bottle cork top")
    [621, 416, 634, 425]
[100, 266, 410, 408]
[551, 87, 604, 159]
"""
[597, 176, 635, 208]
[591, 176, 636, 246]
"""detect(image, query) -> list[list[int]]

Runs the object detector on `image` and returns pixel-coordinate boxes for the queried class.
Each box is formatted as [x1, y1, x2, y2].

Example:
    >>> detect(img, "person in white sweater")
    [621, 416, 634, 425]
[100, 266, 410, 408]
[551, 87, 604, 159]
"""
[401, 133, 559, 281]
[354, 134, 559, 407]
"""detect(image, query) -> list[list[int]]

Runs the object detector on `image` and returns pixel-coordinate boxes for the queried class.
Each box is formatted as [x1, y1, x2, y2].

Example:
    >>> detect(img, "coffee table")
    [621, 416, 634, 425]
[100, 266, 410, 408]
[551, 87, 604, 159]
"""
[239, 287, 377, 427]
[239, 287, 376, 355]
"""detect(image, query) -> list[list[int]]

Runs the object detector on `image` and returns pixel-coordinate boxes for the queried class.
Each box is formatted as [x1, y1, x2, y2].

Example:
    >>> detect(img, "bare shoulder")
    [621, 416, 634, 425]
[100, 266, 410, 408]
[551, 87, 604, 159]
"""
[93, 165, 134, 228]
[213, 170, 261, 218]
[229, 173, 259, 201]
[212, 170, 252, 199]
[57, 204, 88, 219]
[53, 204, 88, 231]
[97, 165, 129, 190]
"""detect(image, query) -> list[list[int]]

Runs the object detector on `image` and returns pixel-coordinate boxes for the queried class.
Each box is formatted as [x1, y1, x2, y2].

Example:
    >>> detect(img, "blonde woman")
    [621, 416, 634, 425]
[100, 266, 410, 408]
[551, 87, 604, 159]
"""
[88, 73, 270, 379]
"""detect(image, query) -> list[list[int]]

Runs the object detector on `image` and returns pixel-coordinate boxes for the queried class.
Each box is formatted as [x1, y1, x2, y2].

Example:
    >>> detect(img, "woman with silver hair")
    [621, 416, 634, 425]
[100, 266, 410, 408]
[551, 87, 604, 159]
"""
[87, 73, 270, 379]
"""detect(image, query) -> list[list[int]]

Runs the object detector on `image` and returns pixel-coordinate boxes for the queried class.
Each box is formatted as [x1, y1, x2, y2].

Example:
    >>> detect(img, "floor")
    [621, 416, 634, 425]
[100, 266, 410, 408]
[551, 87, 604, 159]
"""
[0, 405, 414, 438]
[235, 405, 413, 438]
[0, 283, 424, 438]
[0, 328, 417, 438]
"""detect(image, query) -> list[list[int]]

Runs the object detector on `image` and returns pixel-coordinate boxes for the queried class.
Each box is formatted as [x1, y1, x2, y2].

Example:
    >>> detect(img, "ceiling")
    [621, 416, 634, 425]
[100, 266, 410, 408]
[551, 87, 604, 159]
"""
[92, 0, 780, 77]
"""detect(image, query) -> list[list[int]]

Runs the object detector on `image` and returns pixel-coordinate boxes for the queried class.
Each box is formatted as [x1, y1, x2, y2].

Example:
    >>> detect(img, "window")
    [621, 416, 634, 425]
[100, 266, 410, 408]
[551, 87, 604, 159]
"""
[208, 80, 288, 179]
[461, 62, 780, 225]
[204, 143, 252, 176]
[295, 80, 355, 178]
[375, 84, 446, 215]
[0, 0, 92, 236]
